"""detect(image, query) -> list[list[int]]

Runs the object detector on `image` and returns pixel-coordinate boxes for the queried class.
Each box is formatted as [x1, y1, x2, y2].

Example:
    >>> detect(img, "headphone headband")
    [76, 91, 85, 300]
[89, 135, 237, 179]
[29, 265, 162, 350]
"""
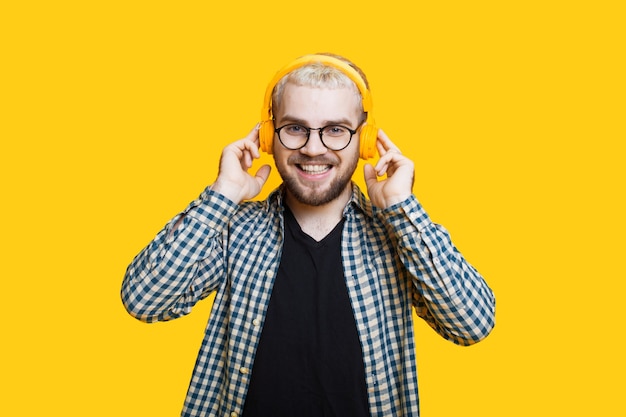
[261, 55, 373, 121]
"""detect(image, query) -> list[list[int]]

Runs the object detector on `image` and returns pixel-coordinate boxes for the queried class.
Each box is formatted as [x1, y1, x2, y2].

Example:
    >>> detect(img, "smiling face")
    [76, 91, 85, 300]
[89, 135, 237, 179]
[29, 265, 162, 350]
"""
[272, 82, 362, 207]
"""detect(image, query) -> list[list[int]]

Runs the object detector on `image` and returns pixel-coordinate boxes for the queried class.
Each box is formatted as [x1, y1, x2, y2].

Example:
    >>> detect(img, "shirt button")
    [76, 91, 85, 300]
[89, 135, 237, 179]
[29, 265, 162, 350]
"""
[230, 413, 238, 417]
[239, 367, 249, 375]
[252, 319, 260, 327]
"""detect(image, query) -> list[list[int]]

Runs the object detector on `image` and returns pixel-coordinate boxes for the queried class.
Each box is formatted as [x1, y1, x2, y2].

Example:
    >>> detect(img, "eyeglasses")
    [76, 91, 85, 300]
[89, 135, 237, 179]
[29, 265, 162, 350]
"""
[275, 123, 358, 151]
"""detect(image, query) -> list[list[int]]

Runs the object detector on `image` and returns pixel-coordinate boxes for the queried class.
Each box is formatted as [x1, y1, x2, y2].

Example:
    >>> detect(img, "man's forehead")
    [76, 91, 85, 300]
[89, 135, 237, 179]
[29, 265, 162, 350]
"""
[276, 83, 362, 116]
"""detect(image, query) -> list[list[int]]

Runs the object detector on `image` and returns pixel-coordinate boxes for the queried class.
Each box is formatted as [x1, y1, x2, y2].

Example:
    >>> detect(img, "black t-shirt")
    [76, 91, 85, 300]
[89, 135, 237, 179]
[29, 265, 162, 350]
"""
[242, 207, 370, 417]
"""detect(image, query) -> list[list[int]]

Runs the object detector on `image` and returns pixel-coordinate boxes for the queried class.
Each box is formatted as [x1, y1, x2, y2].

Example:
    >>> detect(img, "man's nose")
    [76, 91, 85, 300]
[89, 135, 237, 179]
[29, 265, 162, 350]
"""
[301, 129, 327, 155]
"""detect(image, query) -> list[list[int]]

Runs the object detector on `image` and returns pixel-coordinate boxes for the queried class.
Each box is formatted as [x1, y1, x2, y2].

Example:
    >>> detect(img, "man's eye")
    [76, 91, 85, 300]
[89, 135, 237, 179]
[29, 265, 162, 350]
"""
[286, 125, 306, 134]
[324, 126, 348, 136]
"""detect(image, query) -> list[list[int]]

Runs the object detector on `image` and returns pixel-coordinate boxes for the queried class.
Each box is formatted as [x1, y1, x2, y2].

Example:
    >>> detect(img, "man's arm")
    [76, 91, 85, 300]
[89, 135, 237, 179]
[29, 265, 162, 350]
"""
[366, 129, 495, 345]
[121, 189, 237, 323]
[385, 197, 495, 345]
[121, 126, 271, 322]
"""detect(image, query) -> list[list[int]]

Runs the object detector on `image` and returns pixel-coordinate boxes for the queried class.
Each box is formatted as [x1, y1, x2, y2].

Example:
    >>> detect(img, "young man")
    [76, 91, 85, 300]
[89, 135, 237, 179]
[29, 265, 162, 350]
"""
[122, 54, 496, 417]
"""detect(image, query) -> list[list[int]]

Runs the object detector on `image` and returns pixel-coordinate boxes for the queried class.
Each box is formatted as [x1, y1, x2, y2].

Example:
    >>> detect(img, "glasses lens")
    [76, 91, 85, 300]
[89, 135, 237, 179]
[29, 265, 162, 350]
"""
[321, 125, 351, 150]
[278, 124, 308, 149]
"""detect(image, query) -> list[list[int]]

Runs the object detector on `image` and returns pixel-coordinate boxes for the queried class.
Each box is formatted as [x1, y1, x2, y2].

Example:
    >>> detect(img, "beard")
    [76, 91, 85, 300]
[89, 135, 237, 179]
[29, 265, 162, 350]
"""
[276, 154, 359, 207]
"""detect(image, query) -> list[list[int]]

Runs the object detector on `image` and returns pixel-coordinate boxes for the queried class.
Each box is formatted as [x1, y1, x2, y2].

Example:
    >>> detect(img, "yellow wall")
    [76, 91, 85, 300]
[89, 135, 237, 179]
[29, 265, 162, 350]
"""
[2, 1, 624, 415]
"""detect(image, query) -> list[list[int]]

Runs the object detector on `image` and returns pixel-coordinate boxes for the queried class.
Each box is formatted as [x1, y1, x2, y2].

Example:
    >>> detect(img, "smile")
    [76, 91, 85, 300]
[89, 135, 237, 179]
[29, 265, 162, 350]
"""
[297, 164, 332, 175]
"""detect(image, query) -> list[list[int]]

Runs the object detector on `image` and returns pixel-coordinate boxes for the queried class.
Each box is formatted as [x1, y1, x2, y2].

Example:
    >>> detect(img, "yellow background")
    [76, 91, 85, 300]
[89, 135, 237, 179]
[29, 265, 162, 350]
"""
[2, 1, 624, 415]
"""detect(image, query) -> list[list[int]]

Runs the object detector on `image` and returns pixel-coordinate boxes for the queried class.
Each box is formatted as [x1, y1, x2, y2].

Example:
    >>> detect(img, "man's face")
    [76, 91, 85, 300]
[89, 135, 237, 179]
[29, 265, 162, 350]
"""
[272, 82, 362, 207]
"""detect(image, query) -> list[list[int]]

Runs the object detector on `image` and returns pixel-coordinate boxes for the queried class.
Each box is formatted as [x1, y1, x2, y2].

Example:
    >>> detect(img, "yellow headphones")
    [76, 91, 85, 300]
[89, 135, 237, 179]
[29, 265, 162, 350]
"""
[259, 54, 378, 160]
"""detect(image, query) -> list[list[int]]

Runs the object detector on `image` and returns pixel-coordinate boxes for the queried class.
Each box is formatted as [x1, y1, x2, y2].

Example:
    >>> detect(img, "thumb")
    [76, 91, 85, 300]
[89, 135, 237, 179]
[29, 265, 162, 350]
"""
[363, 163, 378, 188]
[254, 164, 272, 188]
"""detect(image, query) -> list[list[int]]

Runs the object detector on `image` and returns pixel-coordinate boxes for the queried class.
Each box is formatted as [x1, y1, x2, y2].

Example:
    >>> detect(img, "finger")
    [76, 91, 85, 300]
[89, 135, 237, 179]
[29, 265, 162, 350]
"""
[245, 125, 262, 158]
[247, 123, 261, 144]
[363, 163, 379, 187]
[376, 129, 402, 155]
[248, 123, 261, 136]
[242, 149, 253, 169]
[237, 134, 261, 161]
[254, 164, 271, 188]
[374, 148, 404, 176]
[374, 149, 395, 173]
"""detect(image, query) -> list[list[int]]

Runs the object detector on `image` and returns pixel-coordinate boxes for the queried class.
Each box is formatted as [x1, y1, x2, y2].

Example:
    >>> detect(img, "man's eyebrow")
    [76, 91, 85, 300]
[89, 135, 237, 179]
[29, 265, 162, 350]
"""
[277, 115, 356, 128]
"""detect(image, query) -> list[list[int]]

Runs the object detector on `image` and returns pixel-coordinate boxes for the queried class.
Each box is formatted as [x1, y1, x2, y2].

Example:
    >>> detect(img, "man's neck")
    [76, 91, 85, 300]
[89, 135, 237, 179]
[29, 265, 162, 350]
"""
[285, 185, 352, 242]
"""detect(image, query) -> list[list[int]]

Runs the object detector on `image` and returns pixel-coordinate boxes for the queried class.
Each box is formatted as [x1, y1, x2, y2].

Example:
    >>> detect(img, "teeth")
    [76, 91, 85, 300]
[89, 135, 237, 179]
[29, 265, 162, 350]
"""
[300, 164, 330, 174]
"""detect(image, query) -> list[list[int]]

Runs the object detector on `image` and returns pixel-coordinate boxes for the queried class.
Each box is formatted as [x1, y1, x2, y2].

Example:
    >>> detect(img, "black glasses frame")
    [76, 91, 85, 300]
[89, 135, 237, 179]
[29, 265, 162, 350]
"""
[274, 124, 358, 151]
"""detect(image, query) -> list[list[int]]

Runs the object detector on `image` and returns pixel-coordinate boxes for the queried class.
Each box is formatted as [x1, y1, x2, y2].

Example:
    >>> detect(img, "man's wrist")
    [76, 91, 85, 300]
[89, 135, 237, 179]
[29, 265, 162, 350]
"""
[210, 180, 242, 204]
[382, 193, 412, 209]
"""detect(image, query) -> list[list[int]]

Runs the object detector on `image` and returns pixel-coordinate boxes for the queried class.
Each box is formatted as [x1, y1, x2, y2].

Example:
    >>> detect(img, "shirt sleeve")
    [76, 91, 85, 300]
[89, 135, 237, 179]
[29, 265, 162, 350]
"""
[120, 187, 239, 323]
[382, 195, 496, 346]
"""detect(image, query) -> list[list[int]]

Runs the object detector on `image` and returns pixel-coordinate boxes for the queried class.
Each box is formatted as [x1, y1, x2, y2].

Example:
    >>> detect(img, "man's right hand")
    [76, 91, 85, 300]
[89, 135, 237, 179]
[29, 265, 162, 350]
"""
[210, 124, 272, 204]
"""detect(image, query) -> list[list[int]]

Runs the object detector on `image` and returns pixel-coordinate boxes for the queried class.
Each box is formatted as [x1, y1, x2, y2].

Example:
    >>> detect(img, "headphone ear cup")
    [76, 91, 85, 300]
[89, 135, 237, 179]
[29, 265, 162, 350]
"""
[259, 120, 275, 154]
[359, 124, 378, 160]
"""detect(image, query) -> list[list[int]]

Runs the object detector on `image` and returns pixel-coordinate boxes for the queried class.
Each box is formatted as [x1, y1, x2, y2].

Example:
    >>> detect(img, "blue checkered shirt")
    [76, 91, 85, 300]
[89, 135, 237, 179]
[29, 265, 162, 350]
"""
[122, 183, 495, 416]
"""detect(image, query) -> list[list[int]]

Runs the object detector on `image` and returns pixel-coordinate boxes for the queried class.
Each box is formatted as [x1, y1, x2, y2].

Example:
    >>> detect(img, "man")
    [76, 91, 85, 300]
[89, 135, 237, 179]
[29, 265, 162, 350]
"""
[122, 53, 495, 416]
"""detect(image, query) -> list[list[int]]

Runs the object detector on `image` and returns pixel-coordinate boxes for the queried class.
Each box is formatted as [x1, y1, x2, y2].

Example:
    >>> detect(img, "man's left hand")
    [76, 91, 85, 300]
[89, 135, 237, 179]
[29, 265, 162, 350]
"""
[364, 129, 415, 209]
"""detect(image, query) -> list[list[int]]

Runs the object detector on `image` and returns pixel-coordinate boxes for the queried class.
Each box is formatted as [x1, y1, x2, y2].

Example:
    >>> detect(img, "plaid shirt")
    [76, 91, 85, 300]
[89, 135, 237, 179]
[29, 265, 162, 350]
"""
[122, 183, 495, 416]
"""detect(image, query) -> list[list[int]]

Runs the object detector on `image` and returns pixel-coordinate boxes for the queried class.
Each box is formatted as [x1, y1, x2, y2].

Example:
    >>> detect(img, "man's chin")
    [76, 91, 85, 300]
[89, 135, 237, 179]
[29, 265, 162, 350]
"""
[285, 180, 348, 207]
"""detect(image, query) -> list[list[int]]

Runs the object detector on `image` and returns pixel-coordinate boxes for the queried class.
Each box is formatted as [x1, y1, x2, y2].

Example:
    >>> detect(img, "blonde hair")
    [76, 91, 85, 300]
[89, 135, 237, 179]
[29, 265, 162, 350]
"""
[271, 53, 369, 118]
